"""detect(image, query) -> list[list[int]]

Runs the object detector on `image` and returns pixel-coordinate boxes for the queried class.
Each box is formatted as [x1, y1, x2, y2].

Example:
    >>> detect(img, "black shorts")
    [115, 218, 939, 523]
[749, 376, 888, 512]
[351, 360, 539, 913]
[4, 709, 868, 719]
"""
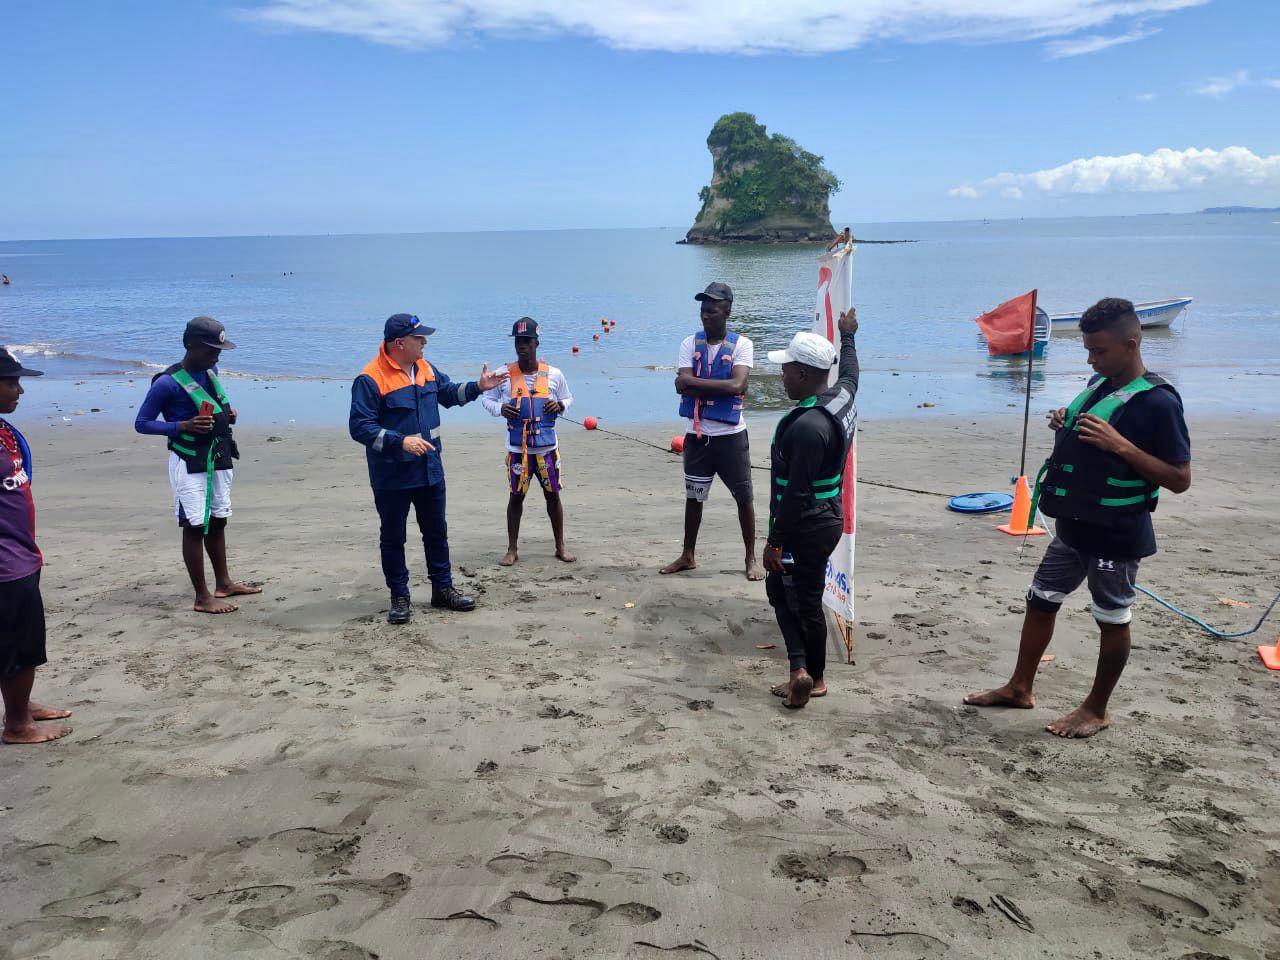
[0, 570, 47, 679]
[682, 431, 754, 505]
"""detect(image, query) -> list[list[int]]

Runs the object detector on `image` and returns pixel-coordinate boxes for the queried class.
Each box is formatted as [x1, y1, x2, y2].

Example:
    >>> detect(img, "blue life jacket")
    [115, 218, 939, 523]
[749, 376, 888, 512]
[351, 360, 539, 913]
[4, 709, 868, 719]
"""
[678, 331, 744, 428]
[506, 360, 558, 449]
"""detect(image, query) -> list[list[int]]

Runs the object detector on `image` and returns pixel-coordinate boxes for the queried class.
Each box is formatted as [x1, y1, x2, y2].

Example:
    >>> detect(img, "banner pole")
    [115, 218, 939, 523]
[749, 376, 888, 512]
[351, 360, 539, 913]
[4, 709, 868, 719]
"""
[1018, 289, 1037, 478]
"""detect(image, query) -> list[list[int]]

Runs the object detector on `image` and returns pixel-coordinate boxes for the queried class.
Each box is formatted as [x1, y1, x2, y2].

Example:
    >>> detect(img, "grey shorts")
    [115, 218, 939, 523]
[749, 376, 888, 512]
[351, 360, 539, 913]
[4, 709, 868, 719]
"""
[682, 431, 753, 505]
[1028, 537, 1139, 625]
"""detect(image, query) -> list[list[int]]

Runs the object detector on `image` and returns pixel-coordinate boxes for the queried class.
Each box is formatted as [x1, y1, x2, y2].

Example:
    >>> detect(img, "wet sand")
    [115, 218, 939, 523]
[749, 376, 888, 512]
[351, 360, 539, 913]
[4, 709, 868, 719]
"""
[2, 414, 1278, 959]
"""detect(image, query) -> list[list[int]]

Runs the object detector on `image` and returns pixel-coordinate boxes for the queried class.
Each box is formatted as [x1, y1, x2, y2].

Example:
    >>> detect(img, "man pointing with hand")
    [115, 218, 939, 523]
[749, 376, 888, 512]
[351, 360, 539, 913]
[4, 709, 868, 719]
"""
[350, 313, 507, 623]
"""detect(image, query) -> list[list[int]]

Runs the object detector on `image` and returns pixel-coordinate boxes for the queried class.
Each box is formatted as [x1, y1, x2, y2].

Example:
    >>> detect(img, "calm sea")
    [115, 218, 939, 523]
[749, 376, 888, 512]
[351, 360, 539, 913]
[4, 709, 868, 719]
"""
[2, 213, 1277, 426]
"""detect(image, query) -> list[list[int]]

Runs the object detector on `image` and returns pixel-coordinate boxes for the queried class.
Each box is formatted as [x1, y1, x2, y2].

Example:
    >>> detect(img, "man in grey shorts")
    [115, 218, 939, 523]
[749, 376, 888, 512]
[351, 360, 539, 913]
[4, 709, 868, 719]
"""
[660, 282, 764, 581]
[965, 298, 1191, 738]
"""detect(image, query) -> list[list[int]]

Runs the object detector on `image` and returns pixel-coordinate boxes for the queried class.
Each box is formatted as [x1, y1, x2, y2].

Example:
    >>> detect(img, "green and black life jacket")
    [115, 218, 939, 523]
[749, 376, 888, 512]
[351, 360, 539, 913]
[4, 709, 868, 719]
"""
[768, 380, 858, 534]
[1032, 372, 1175, 525]
[156, 364, 238, 474]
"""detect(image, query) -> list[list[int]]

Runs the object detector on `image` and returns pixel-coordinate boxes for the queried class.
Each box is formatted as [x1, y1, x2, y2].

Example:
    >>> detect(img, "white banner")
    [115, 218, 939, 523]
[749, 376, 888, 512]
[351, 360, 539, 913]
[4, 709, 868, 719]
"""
[814, 246, 856, 626]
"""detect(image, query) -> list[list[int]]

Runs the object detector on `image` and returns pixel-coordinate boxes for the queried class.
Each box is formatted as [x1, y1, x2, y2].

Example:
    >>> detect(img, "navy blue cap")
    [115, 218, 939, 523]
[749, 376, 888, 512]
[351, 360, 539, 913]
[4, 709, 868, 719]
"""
[510, 317, 539, 338]
[695, 281, 733, 303]
[384, 313, 436, 341]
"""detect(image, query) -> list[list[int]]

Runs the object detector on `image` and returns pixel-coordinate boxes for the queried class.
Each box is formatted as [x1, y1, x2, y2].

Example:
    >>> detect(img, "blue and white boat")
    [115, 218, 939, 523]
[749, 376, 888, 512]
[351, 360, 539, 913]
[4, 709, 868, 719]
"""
[1050, 297, 1192, 331]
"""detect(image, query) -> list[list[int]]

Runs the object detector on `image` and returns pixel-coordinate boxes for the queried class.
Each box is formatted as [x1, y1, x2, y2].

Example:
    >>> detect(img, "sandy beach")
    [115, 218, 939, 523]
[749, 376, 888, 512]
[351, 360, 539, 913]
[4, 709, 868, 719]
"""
[2, 412, 1278, 960]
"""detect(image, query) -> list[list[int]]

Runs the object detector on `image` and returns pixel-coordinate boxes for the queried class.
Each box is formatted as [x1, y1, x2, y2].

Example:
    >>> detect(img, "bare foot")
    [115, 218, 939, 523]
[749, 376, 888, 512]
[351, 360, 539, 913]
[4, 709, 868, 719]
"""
[659, 554, 696, 575]
[745, 558, 764, 581]
[1046, 705, 1110, 738]
[3, 722, 73, 745]
[29, 702, 73, 721]
[194, 594, 238, 614]
[499, 548, 518, 566]
[811, 680, 827, 698]
[783, 671, 813, 710]
[555, 546, 577, 563]
[770, 681, 789, 698]
[215, 582, 262, 598]
[963, 684, 1035, 709]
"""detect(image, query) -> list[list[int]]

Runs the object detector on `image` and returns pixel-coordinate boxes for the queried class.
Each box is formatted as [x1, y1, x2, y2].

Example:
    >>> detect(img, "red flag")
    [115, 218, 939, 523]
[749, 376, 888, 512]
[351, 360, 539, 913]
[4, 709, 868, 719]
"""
[975, 290, 1037, 356]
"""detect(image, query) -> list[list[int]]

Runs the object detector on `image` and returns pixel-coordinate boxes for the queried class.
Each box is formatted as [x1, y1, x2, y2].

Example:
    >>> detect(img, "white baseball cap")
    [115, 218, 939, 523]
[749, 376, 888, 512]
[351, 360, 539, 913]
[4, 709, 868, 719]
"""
[768, 331, 837, 369]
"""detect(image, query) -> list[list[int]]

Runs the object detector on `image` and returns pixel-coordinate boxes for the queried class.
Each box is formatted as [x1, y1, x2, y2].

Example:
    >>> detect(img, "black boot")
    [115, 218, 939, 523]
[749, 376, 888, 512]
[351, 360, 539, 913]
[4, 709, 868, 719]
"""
[388, 594, 411, 624]
[431, 586, 476, 612]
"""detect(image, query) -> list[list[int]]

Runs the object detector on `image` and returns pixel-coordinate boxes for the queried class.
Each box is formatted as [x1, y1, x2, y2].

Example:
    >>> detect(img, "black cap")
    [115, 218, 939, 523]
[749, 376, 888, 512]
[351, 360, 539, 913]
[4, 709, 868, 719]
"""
[0, 348, 43, 378]
[695, 281, 733, 303]
[384, 313, 436, 341]
[185, 316, 236, 350]
[510, 317, 540, 338]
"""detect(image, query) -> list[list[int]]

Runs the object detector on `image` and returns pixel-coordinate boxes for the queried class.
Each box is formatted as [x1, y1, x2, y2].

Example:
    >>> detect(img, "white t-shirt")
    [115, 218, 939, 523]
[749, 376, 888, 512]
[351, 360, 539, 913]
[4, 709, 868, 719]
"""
[481, 363, 574, 452]
[677, 333, 753, 437]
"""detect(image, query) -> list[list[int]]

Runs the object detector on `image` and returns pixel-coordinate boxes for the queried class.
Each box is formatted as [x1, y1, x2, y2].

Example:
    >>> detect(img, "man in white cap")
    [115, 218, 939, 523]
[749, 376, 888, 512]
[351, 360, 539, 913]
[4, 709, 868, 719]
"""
[762, 310, 860, 709]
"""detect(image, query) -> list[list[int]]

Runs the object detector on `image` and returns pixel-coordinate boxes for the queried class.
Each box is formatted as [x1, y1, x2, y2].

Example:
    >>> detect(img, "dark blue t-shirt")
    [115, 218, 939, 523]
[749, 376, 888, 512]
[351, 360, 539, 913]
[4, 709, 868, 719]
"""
[134, 366, 220, 438]
[1054, 376, 1191, 560]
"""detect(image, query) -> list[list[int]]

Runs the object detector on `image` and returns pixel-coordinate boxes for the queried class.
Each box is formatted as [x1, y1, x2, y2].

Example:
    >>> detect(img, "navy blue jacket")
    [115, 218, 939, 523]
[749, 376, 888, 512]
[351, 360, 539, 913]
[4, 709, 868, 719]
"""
[349, 345, 479, 490]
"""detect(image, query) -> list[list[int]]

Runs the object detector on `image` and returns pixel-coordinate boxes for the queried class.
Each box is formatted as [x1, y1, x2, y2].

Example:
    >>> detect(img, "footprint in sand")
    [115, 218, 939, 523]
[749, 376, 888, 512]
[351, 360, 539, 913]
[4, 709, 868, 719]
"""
[848, 930, 948, 957]
[486, 850, 613, 878]
[14, 836, 117, 868]
[235, 892, 340, 930]
[40, 883, 142, 915]
[300, 940, 381, 960]
[773, 852, 866, 883]
[495, 890, 606, 923]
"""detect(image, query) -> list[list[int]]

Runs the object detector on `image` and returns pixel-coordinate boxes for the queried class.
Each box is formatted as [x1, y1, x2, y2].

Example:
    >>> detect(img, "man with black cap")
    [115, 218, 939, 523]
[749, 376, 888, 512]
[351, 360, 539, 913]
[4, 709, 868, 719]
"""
[0, 349, 73, 743]
[661, 281, 763, 581]
[480, 317, 575, 566]
[350, 313, 507, 623]
[135, 316, 261, 614]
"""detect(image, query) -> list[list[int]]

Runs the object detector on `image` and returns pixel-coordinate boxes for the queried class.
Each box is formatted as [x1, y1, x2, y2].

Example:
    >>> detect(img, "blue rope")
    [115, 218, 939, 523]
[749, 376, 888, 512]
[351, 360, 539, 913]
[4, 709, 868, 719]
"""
[1135, 585, 1280, 639]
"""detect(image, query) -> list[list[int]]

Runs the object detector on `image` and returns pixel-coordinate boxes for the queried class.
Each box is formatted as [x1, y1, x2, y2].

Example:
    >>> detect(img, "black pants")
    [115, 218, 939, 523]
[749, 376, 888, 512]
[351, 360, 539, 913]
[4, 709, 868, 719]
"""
[765, 519, 842, 681]
[372, 482, 451, 597]
[0, 570, 47, 679]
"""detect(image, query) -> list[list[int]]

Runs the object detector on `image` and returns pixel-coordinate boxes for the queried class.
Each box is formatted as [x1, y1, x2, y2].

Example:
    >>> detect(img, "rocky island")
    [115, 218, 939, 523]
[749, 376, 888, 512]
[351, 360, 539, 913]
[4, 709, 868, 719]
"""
[684, 112, 839, 245]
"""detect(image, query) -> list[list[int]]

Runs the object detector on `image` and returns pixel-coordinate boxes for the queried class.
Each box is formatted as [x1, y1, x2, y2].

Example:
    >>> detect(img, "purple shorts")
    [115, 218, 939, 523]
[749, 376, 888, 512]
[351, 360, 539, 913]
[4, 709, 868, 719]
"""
[507, 450, 562, 495]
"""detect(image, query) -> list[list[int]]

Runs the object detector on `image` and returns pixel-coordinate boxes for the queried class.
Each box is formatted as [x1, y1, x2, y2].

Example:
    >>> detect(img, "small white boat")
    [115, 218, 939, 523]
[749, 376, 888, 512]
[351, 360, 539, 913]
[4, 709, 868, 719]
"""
[1050, 297, 1192, 331]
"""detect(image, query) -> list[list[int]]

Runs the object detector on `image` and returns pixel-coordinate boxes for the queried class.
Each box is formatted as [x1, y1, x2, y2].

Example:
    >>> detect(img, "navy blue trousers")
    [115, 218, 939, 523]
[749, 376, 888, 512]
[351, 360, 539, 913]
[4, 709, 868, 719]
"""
[373, 482, 452, 597]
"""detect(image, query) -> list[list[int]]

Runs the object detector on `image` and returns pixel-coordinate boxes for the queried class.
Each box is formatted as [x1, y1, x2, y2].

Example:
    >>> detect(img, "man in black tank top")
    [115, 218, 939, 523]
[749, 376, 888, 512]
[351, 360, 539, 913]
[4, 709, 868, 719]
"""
[763, 309, 860, 709]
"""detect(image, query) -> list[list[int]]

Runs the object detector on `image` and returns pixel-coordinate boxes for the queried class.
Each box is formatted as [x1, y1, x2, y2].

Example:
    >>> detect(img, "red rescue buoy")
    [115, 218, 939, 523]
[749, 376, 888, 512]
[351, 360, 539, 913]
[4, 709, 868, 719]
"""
[670, 435, 684, 453]
[584, 416, 598, 430]
[572, 345, 579, 353]
[592, 333, 600, 341]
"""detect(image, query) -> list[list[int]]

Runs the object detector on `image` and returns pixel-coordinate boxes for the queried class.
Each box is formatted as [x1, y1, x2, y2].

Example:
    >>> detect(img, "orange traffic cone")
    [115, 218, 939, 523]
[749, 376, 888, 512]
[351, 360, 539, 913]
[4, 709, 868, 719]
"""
[1259, 637, 1280, 671]
[998, 475, 1045, 536]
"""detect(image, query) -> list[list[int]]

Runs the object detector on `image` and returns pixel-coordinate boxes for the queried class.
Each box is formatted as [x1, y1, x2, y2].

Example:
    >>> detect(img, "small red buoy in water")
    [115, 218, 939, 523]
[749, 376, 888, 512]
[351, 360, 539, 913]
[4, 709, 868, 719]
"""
[572, 345, 579, 353]
[670, 435, 685, 453]
[592, 333, 600, 341]
[584, 416, 598, 430]
[601, 317, 609, 327]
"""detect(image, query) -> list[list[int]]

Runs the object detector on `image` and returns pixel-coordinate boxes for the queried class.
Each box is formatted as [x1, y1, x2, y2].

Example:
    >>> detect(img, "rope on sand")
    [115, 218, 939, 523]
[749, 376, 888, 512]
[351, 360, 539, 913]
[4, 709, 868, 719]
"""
[1135, 585, 1280, 639]
[559, 416, 950, 498]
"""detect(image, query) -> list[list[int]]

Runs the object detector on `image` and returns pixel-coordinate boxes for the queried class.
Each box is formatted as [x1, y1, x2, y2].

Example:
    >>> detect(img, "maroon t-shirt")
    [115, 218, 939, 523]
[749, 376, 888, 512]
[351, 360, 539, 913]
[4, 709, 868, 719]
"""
[0, 420, 42, 583]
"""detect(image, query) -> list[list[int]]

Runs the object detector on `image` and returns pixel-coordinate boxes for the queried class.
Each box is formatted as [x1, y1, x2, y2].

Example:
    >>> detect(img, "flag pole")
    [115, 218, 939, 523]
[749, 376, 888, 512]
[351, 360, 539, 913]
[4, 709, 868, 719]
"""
[1018, 289, 1038, 478]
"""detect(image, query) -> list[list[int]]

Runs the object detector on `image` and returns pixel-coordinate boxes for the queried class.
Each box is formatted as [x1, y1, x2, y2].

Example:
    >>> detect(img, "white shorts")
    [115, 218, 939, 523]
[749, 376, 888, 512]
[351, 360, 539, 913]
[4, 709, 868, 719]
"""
[169, 452, 232, 528]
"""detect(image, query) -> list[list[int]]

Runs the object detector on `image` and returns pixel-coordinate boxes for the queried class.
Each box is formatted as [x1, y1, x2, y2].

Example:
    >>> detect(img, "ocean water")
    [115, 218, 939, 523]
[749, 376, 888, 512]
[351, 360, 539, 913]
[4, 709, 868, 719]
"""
[2, 213, 1277, 427]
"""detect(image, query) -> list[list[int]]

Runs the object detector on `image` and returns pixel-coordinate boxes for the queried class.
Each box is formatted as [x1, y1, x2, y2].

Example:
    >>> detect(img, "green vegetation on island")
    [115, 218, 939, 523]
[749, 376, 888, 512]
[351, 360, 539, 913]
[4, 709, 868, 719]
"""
[685, 113, 839, 244]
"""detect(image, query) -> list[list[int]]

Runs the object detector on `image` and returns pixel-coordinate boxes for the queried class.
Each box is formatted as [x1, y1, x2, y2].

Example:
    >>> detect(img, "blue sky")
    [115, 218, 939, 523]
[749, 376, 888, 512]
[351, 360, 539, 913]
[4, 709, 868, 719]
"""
[3, 0, 1278, 239]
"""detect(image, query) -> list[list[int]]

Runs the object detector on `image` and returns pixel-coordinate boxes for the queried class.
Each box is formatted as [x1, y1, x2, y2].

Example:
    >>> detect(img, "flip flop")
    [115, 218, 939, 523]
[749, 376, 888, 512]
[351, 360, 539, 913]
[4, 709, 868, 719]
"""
[783, 674, 813, 710]
[772, 683, 826, 698]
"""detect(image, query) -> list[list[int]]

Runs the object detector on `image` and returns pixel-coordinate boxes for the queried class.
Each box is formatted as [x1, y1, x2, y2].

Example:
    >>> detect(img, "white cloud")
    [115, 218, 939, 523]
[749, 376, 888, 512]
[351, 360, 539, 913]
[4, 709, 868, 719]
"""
[1194, 70, 1251, 97]
[240, 0, 1205, 55]
[1135, 92, 1158, 101]
[950, 146, 1280, 199]
[1044, 26, 1156, 59]
[1263, 78, 1280, 90]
